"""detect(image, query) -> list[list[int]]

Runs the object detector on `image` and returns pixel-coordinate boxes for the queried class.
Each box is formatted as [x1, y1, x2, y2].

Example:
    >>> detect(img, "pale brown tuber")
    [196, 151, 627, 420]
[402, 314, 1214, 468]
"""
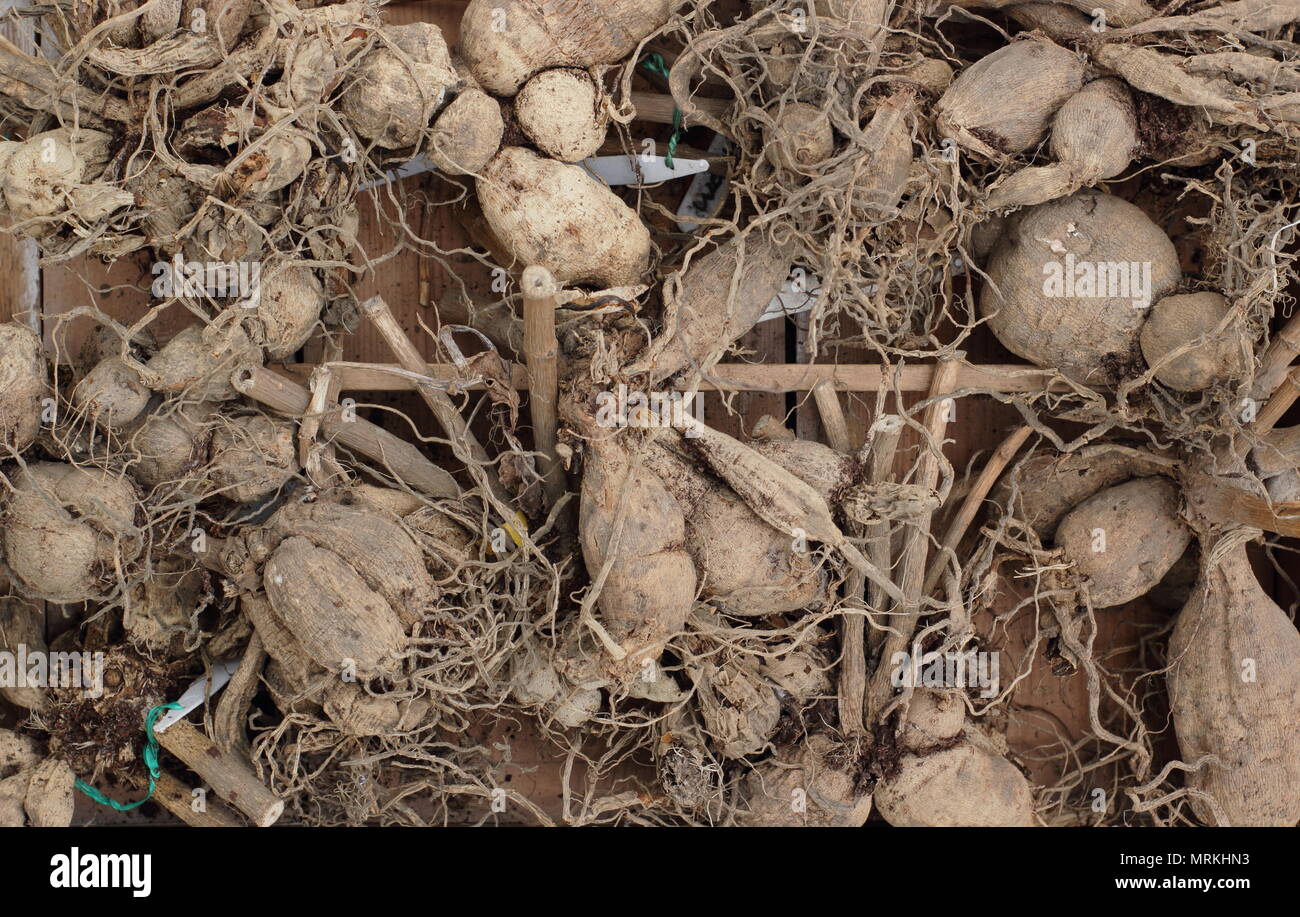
[515, 68, 608, 162]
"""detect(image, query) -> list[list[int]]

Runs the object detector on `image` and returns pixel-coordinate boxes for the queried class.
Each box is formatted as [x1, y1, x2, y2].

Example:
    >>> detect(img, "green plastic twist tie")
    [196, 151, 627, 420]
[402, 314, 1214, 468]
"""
[74, 702, 182, 812]
[641, 53, 682, 170]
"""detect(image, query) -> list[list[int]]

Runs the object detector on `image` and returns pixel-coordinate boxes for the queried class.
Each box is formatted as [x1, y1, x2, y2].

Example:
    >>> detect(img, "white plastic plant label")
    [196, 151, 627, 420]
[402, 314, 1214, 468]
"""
[582, 154, 709, 187]
[759, 267, 823, 323]
[677, 133, 731, 232]
[154, 657, 242, 733]
[362, 152, 708, 192]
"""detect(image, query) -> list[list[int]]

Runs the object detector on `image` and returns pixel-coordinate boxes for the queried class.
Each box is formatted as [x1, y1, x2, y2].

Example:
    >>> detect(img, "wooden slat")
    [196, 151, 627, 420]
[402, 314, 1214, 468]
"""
[275, 360, 1065, 393]
[0, 229, 39, 330]
[0, 4, 41, 332]
[8, 0, 1139, 826]
[709, 321, 788, 438]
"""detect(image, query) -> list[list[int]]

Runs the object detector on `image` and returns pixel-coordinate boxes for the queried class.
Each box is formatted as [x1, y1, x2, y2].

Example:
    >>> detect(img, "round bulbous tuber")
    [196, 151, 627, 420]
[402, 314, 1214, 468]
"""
[459, 0, 677, 96]
[737, 734, 873, 827]
[208, 414, 298, 503]
[242, 263, 324, 360]
[428, 88, 504, 174]
[146, 324, 261, 401]
[937, 36, 1085, 159]
[340, 22, 459, 149]
[980, 190, 1181, 385]
[477, 146, 651, 287]
[73, 357, 151, 431]
[1054, 476, 1191, 608]
[1140, 292, 1250, 392]
[1168, 536, 1300, 826]
[764, 103, 835, 172]
[0, 322, 48, 453]
[515, 68, 608, 162]
[2, 462, 142, 603]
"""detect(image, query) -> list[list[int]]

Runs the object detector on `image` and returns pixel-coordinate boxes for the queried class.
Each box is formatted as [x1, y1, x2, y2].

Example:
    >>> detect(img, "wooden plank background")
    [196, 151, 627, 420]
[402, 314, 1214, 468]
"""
[0, 0, 1131, 826]
[0, 3, 41, 332]
[2, 0, 1292, 825]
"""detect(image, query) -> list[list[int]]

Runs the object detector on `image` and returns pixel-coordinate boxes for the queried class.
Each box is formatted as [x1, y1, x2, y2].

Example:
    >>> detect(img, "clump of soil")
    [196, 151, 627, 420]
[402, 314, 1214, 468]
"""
[45, 647, 184, 785]
[1133, 92, 1199, 161]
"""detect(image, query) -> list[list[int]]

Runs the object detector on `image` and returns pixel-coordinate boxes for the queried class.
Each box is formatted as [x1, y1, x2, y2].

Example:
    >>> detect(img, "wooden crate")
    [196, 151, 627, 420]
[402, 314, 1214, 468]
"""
[2, 0, 1294, 825]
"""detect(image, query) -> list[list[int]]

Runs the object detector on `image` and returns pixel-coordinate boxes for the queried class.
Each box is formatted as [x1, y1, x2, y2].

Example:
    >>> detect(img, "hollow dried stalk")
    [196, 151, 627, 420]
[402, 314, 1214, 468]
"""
[866, 359, 960, 725]
[522, 266, 567, 512]
[232, 364, 460, 498]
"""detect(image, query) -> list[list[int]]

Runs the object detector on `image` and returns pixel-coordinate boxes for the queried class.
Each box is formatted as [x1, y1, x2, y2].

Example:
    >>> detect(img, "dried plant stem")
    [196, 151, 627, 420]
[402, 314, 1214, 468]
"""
[1255, 310, 1300, 399]
[213, 635, 266, 759]
[300, 364, 344, 486]
[153, 773, 243, 827]
[1184, 471, 1300, 536]
[1252, 366, 1300, 437]
[280, 361, 1064, 393]
[862, 414, 904, 727]
[839, 588, 871, 737]
[522, 266, 567, 512]
[867, 359, 960, 725]
[923, 425, 1032, 598]
[155, 720, 284, 827]
[815, 382, 865, 734]
[813, 380, 853, 452]
[232, 365, 460, 498]
[358, 296, 509, 506]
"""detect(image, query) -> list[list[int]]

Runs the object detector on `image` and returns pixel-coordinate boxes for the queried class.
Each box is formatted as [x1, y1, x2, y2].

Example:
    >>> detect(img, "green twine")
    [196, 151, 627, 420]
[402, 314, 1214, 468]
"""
[640, 53, 682, 169]
[74, 702, 182, 812]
